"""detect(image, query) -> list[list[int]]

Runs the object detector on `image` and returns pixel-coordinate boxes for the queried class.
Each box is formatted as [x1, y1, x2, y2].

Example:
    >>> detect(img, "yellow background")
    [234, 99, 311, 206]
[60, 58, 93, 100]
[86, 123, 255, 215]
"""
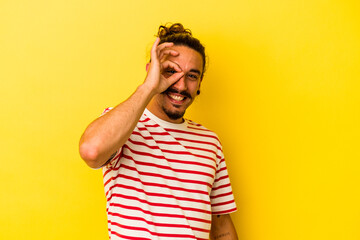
[1, 0, 359, 239]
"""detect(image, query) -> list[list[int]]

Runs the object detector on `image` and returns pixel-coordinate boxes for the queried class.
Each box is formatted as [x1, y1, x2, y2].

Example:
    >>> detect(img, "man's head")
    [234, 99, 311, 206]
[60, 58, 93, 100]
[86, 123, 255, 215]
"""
[157, 23, 206, 78]
[147, 23, 206, 123]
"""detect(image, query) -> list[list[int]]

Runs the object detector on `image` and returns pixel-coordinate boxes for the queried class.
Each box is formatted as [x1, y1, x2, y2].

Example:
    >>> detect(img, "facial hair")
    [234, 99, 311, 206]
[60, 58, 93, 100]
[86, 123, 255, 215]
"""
[161, 88, 192, 120]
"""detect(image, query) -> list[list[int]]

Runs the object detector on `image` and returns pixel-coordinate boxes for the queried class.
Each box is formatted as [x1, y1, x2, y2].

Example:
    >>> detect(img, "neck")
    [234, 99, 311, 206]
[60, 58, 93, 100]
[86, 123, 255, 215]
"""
[146, 100, 184, 124]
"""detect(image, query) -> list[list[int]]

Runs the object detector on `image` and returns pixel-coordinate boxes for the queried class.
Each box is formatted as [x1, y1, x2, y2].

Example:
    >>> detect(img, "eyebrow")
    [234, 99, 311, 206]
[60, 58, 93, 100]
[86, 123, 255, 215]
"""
[189, 69, 201, 75]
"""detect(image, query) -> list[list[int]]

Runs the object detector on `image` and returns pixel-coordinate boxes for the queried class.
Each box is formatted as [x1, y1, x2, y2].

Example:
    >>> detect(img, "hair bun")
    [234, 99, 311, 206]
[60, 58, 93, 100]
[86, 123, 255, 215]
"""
[154, 22, 206, 76]
[157, 23, 192, 39]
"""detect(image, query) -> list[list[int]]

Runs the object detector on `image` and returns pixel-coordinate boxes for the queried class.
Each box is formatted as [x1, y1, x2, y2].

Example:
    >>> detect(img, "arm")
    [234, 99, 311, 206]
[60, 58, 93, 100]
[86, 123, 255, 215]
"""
[210, 214, 238, 240]
[79, 38, 184, 168]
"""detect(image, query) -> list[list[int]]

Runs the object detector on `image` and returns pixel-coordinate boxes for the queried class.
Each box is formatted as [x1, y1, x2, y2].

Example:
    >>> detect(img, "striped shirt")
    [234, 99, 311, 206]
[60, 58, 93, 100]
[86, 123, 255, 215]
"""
[102, 108, 237, 240]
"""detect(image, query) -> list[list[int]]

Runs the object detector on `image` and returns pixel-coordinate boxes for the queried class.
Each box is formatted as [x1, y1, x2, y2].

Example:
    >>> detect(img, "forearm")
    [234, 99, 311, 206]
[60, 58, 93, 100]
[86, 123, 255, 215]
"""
[210, 214, 238, 240]
[79, 38, 182, 168]
[79, 83, 154, 168]
[210, 232, 237, 240]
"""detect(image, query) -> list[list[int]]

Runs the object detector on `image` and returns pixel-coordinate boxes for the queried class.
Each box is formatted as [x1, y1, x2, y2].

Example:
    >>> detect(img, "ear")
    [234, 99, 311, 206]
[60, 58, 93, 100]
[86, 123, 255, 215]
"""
[146, 63, 150, 72]
[197, 80, 202, 95]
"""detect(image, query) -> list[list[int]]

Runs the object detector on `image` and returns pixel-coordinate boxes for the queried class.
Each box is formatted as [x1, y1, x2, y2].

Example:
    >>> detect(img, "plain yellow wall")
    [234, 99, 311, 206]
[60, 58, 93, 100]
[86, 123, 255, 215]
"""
[1, 0, 359, 239]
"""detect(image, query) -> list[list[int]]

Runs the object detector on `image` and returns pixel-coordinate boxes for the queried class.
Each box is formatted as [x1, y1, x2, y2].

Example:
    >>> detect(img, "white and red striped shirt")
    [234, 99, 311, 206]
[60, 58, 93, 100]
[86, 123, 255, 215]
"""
[102, 108, 237, 240]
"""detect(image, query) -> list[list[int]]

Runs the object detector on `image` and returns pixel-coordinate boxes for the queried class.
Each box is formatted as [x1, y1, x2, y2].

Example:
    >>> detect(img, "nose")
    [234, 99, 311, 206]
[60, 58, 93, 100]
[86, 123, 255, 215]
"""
[172, 75, 187, 91]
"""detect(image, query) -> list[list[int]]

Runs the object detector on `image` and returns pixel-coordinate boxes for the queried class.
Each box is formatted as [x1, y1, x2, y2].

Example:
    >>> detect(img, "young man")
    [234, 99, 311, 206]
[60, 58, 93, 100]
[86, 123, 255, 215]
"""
[79, 23, 238, 240]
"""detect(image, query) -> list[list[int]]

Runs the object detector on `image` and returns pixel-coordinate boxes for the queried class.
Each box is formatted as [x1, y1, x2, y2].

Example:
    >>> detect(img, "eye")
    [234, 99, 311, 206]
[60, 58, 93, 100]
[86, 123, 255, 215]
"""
[187, 74, 199, 80]
[163, 68, 177, 77]
[165, 68, 177, 75]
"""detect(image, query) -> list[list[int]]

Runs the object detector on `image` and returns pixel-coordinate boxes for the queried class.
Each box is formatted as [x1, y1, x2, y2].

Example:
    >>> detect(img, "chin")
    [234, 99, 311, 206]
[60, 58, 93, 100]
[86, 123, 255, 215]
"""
[162, 106, 186, 120]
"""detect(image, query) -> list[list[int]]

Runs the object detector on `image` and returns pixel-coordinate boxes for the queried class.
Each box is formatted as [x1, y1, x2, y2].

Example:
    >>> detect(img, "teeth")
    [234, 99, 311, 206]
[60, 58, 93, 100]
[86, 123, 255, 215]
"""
[169, 94, 185, 101]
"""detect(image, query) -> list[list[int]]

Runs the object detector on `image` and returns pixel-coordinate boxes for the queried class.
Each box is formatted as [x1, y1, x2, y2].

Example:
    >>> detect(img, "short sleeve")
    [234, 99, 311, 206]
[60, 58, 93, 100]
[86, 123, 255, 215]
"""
[210, 146, 237, 215]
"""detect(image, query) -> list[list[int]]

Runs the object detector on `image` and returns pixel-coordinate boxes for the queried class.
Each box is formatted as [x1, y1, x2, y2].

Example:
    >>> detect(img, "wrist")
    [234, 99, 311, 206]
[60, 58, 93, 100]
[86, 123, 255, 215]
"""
[137, 83, 157, 100]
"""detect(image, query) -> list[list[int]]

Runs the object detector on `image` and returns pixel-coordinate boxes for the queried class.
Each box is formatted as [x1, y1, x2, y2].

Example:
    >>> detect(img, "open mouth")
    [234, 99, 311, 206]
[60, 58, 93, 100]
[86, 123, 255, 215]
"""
[163, 88, 192, 106]
[167, 93, 187, 106]
[168, 93, 185, 102]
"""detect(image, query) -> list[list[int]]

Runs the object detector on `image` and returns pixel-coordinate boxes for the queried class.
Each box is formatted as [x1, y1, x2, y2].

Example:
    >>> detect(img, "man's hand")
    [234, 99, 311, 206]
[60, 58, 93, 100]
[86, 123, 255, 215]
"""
[143, 37, 184, 95]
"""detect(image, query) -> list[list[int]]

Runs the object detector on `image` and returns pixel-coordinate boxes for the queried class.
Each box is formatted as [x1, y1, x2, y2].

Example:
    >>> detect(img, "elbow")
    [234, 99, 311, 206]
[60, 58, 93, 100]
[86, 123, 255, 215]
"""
[79, 142, 103, 169]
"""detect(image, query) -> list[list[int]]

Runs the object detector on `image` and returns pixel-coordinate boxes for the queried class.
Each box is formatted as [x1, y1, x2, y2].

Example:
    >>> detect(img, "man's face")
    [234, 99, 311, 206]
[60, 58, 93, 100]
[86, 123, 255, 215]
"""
[149, 45, 203, 123]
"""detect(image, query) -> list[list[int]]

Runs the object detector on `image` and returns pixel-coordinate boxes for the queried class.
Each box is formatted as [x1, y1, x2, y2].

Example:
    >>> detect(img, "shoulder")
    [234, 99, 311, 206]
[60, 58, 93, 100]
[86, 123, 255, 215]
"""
[186, 119, 216, 134]
[185, 119, 222, 144]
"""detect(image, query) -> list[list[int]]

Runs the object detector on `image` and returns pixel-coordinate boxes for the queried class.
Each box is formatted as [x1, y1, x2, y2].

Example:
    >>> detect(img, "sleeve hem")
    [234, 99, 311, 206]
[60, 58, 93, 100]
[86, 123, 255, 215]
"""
[211, 207, 238, 215]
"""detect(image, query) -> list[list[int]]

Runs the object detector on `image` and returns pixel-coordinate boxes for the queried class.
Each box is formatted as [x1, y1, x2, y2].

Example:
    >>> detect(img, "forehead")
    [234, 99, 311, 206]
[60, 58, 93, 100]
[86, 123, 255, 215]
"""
[166, 45, 203, 73]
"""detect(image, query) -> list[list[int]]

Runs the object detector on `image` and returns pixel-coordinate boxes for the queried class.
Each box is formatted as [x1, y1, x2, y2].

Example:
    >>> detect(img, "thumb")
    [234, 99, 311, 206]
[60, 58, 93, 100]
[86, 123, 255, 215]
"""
[166, 72, 185, 86]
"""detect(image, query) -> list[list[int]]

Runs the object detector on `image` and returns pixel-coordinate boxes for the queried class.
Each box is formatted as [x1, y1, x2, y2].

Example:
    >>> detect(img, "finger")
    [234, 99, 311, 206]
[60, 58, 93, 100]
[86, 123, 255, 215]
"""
[150, 37, 161, 62]
[159, 49, 179, 61]
[157, 42, 174, 52]
[156, 42, 174, 56]
[167, 72, 185, 84]
[161, 60, 182, 73]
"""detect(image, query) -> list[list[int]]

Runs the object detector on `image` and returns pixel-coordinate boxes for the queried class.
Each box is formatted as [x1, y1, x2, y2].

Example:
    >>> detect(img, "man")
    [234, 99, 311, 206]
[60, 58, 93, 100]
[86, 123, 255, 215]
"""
[79, 23, 238, 240]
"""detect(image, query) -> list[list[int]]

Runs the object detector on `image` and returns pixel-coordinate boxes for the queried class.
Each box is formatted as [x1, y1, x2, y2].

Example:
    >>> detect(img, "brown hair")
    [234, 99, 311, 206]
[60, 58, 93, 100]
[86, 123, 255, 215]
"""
[157, 23, 206, 77]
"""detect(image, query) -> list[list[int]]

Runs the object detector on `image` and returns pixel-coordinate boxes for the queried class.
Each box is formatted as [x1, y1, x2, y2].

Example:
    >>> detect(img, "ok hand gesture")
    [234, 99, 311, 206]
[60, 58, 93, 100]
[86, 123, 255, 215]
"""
[144, 38, 184, 95]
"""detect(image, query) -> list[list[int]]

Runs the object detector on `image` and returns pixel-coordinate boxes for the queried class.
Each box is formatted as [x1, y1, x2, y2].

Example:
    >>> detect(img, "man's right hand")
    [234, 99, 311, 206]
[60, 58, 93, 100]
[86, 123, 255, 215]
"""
[143, 37, 184, 95]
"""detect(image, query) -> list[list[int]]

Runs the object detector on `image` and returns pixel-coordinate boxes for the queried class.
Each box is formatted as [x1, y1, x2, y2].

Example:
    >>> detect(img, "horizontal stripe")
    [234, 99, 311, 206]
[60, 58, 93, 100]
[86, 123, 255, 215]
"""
[211, 207, 237, 215]
[187, 121, 201, 126]
[108, 211, 210, 233]
[211, 191, 234, 199]
[104, 159, 211, 190]
[109, 229, 151, 240]
[183, 145, 217, 156]
[131, 131, 178, 144]
[132, 130, 217, 151]
[174, 137, 222, 151]
[137, 127, 171, 136]
[105, 173, 209, 197]
[127, 138, 217, 167]
[144, 123, 161, 128]
[112, 193, 211, 214]
[216, 166, 227, 174]
[144, 121, 211, 133]
[118, 163, 212, 188]
[131, 130, 221, 151]
[211, 199, 235, 207]
[131, 132, 221, 159]
[109, 221, 198, 239]
[211, 183, 231, 191]
[109, 203, 211, 224]
[123, 154, 214, 179]
[123, 152, 213, 179]
[107, 184, 211, 206]
[123, 146, 215, 178]
[139, 117, 151, 123]
[164, 128, 220, 142]
[214, 174, 229, 183]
